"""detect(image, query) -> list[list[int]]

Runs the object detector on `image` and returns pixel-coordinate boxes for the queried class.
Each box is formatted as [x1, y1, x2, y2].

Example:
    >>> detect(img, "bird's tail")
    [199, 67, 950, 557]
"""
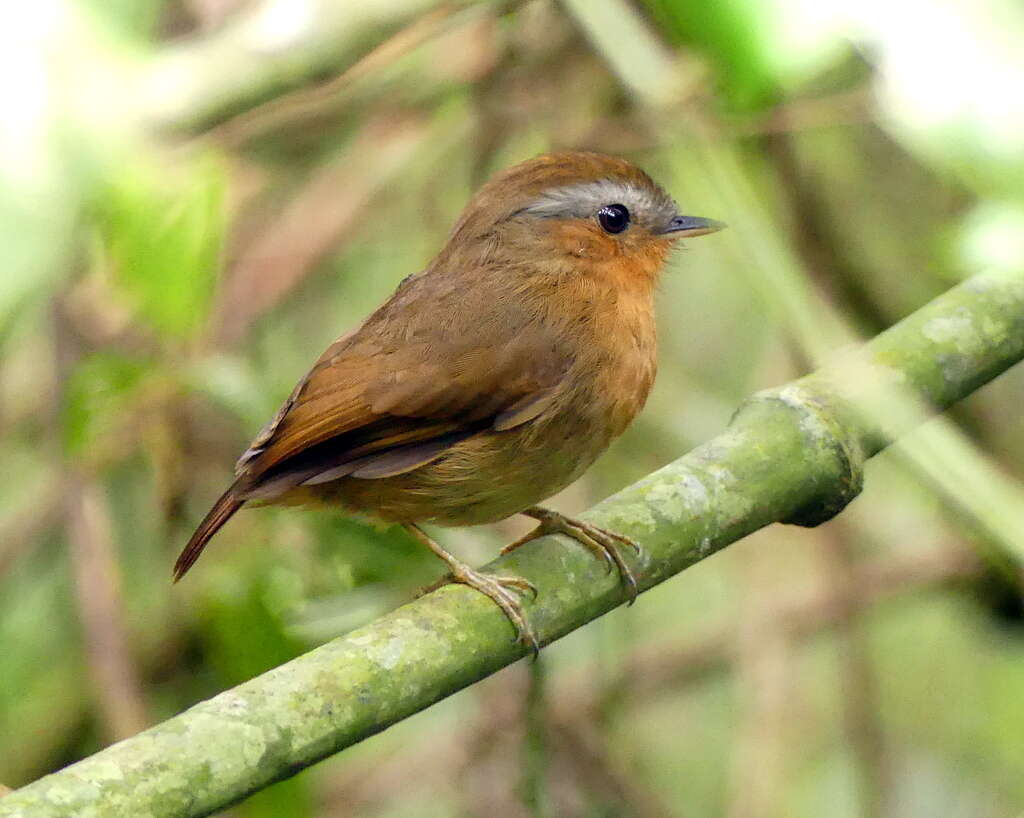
[173, 486, 245, 581]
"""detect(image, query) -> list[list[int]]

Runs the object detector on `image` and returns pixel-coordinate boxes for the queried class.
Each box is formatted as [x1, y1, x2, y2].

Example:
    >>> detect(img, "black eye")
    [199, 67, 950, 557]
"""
[597, 204, 630, 234]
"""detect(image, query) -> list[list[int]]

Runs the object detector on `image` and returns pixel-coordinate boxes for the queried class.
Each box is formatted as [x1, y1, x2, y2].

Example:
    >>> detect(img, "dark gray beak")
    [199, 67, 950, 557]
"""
[660, 215, 727, 237]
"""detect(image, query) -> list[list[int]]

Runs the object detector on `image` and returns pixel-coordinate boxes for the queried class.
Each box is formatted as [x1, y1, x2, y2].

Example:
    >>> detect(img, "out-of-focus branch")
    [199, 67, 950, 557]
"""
[140, 0, 496, 133]
[52, 293, 150, 743]
[2, 268, 1022, 817]
[550, 716, 678, 818]
[816, 523, 891, 818]
[0, 476, 63, 578]
[201, 4, 483, 146]
[727, 552, 797, 818]
[66, 475, 150, 741]
[732, 88, 873, 136]
[212, 112, 432, 346]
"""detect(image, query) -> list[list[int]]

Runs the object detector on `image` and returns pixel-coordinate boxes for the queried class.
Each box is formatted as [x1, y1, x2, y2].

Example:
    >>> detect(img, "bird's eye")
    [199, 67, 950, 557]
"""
[597, 204, 630, 234]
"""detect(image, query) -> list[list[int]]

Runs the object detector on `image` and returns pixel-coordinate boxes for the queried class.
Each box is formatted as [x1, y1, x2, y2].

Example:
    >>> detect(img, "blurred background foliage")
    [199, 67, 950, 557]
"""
[2, 0, 1024, 815]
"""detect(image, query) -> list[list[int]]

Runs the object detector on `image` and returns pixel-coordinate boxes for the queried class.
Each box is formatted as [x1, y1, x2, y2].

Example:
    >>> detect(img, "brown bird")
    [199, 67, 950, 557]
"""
[175, 151, 724, 652]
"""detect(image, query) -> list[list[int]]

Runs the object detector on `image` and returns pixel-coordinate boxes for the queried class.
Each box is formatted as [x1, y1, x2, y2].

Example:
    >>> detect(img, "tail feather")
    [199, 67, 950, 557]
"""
[174, 487, 245, 581]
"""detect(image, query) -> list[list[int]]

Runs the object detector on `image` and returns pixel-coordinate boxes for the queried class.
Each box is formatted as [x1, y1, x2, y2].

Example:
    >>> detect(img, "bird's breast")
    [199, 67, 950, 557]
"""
[577, 284, 658, 438]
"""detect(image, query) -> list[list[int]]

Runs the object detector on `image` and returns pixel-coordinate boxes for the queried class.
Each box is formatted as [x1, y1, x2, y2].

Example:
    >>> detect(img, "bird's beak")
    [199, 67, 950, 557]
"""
[659, 215, 727, 237]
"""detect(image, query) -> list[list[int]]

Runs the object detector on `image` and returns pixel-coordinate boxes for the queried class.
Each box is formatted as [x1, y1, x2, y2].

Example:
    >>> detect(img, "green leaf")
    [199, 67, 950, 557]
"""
[642, 0, 781, 109]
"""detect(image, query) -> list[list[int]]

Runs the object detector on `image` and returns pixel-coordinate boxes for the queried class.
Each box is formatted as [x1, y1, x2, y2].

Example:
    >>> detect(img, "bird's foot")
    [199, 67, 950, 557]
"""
[502, 507, 642, 604]
[447, 564, 539, 656]
[406, 524, 540, 657]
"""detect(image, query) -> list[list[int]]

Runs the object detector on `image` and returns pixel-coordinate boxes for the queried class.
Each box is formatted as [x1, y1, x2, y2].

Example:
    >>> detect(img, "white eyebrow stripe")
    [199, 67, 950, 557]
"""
[524, 180, 649, 218]
[521, 178, 678, 231]
[524, 181, 626, 216]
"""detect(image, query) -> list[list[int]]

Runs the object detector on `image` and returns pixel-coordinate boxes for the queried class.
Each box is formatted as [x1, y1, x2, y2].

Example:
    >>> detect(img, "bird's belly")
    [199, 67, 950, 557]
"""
[310, 414, 612, 526]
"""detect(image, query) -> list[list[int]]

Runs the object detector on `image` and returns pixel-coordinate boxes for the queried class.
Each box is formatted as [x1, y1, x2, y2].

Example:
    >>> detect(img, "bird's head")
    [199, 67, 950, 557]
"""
[439, 152, 724, 285]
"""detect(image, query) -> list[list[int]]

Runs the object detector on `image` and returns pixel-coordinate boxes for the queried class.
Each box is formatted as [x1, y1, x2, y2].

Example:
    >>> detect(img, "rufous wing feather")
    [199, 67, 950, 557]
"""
[239, 321, 571, 492]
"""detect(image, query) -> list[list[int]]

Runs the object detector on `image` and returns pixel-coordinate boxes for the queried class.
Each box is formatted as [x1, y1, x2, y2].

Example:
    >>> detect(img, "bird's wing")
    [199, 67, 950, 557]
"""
[236, 304, 569, 496]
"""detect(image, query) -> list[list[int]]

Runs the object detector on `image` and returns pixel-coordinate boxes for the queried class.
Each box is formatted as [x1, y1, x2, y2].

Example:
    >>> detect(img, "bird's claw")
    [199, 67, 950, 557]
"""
[507, 508, 643, 605]
[445, 566, 540, 657]
[406, 524, 540, 657]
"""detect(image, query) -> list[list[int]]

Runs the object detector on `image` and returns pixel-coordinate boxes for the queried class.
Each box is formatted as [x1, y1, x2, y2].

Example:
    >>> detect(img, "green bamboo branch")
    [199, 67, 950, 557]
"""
[3, 268, 1023, 817]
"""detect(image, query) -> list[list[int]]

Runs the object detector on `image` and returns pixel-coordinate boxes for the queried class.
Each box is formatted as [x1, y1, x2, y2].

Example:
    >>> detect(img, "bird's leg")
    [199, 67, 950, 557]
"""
[405, 523, 540, 656]
[501, 507, 642, 604]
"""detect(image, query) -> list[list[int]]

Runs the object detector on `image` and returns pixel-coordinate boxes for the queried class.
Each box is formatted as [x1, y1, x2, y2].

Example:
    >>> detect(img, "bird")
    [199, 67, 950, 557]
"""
[175, 151, 724, 653]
